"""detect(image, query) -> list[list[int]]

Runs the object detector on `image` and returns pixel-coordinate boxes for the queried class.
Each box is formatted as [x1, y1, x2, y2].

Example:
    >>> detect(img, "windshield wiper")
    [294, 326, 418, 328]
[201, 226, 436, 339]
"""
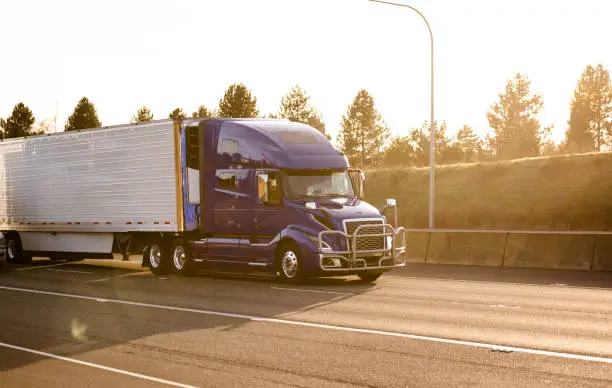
[291, 193, 353, 199]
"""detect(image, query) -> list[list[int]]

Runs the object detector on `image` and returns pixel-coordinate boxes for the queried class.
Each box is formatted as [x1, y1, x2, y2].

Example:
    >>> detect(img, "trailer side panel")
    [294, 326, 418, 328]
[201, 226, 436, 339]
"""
[0, 120, 182, 233]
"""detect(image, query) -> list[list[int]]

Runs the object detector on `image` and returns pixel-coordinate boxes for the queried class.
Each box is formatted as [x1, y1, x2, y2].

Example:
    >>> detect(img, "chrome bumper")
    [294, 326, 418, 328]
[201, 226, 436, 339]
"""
[317, 224, 406, 271]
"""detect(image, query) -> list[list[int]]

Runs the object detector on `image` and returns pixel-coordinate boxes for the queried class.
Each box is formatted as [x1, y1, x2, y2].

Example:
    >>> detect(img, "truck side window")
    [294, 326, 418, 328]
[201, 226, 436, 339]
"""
[220, 139, 239, 155]
[218, 172, 237, 191]
[257, 172, 281, 205]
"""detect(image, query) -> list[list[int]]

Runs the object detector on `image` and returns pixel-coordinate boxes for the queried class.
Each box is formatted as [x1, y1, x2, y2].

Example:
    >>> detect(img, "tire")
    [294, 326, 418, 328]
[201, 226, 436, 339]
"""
[6, 233, 31, 264]
[145, 240, 171, 275]
[358, 271, 383, 283]
[277, 243, 305, 284]
[171, 240, 195, 276]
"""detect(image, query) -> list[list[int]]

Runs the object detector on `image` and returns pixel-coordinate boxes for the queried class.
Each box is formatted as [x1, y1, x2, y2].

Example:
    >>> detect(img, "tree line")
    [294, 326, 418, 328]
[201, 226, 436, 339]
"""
[1, 63, 611, 169]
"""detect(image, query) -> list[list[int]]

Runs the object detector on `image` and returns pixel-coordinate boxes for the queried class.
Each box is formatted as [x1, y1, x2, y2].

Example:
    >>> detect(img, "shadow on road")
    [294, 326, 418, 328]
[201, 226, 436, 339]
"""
[394, 263, 612, 288]
[0, 259, 377, 374]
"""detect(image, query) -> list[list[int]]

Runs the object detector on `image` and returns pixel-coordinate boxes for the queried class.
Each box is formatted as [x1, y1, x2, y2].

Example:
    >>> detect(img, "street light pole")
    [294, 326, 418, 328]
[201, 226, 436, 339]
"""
[369, 0, 435, 229]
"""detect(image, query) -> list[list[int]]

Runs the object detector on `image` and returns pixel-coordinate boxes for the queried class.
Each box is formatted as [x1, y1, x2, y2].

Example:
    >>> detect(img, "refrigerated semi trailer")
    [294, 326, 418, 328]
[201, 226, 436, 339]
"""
[0, 118, 405, 283]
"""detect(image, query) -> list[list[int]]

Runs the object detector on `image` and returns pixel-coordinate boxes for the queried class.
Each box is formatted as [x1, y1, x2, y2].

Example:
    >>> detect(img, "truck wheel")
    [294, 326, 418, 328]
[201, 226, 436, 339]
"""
[171, 241, 195, 276]
[277, 243, 304, 284]
[357, 271, 383, 283]
[6, 234, 31, 264]
[146, 241, 170, 275]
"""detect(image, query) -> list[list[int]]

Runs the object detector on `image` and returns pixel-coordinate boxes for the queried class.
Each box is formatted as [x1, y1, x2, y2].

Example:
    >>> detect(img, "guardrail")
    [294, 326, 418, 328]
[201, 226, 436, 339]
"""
[403, 229, 612, 271]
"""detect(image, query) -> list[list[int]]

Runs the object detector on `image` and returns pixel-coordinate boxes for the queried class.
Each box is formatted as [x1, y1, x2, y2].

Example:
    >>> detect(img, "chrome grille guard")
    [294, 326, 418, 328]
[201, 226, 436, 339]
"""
[317, 224, 406, 271]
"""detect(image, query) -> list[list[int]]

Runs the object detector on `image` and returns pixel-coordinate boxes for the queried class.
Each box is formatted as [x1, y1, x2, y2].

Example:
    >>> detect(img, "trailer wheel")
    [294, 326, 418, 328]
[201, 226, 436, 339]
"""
[146, 241, 171, 275]
[171, 241, 195, 276]
[277, 242, 305, 284]
[6, 233, 31, 264]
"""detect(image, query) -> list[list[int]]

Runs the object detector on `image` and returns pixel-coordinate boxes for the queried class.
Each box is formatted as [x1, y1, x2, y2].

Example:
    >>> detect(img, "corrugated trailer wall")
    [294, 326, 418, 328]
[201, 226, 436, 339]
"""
[0, 120, 182, 234]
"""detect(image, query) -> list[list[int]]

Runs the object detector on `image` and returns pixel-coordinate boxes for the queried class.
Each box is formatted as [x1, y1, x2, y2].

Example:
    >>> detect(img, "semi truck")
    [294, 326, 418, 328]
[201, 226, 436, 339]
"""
[0, 118, 405, 283]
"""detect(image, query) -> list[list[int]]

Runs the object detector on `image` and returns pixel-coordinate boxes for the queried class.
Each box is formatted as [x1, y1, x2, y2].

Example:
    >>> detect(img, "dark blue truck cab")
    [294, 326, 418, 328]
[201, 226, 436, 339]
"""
[148, 118, 406, 283]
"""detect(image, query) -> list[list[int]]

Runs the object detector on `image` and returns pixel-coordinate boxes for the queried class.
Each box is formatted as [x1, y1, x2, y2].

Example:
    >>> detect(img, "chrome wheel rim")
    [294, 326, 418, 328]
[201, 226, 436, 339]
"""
[281, 250, 298, 278]
[149, 245, 161, 268]
[7, 240, 15, 260]
[173, 245, 186, 270]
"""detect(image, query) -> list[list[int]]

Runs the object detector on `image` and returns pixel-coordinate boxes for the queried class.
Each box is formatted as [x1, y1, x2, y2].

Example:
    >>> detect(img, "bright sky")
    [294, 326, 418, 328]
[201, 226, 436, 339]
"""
[1, 0, 611, 145]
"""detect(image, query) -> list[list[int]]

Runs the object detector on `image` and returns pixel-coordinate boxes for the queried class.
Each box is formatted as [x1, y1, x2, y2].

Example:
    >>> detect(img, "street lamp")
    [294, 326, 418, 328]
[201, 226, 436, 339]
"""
[369, 0, 435, 229]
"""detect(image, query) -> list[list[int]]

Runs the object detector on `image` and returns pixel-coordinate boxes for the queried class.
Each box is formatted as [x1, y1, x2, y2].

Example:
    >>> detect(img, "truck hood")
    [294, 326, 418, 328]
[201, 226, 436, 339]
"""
[287, 197, 384, 231]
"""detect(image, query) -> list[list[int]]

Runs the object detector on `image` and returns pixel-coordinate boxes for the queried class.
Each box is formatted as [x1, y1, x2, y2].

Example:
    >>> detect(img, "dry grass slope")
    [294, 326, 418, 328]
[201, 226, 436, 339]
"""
[366, 152, 612, 230]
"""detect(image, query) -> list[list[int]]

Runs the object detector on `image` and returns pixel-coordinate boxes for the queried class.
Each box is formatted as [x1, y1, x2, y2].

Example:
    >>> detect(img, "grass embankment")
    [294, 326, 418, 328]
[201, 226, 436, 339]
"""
[366, 152, 612, 231]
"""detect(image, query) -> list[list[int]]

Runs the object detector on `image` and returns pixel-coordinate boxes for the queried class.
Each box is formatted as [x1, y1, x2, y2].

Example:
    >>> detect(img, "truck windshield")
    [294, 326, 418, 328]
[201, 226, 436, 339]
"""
[282, 170, 355, 199]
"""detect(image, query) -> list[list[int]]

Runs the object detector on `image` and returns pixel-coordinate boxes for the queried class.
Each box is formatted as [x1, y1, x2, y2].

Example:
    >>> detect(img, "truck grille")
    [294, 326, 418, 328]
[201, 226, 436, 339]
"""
[344, 219, 385, 253]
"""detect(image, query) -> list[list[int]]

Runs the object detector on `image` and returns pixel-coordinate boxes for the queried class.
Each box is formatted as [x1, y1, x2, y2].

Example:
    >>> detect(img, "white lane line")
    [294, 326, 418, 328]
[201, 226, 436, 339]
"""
[85, 277, 112, 284]
[0, 341, 197, 388]
[489, 304, 521, 309]
[270, 286, 354, 296]
[46, 268, 93, 274]
[0, 285, 610, 365]
[16, 263, 70, 271]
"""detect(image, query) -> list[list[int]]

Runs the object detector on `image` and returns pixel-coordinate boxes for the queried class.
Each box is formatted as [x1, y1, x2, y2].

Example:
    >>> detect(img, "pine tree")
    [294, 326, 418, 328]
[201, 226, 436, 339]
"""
[0, 118, 6, 140]
[565, 64, 612, 152]
[131, 106, 154, 123]
[4, 102, 36, 138]
[383, 136, 416, 167]
[217, 83, 259, 118]
[408, 121, 450, 166]
[486, 73, 545, 159]
[65, 97, 102, 131]
[168, 108, 186, 120]
[454, 125, 483, 162]
[337, 90, 390, 169]
[192, 105, 212, 118]
[278, 85, 327, 136]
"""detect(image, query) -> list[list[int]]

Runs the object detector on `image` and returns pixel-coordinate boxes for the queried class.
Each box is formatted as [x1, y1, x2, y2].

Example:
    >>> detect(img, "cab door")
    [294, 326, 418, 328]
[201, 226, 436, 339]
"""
[208, 169, 251, 265]
[251, 170, 284, 264]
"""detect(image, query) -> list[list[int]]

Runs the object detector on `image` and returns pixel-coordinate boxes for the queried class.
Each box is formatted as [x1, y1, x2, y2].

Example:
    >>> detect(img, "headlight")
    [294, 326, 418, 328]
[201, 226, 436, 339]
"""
[308, 235, 332, 251]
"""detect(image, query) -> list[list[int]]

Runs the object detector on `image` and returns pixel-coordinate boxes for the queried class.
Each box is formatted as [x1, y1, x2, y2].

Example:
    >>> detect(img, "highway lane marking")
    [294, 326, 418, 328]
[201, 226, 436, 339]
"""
[46, 268, 93, 274]
[0, 341, 198, 388]
[84, 272, 150, 284]
[270, 286, 354, 295]
[489, 304, 520, 309]
[85, 277, 112, 283]
[16, 262, 70, 271]
[386, 275, 610, 290]
[1, 285, 611, 365]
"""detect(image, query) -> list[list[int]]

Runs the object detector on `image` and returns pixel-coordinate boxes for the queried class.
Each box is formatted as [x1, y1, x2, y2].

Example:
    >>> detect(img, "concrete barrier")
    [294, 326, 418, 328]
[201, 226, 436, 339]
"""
[592, 235, 612, 271]
[404, 232, 430, 263]
[503, 234, 594, 269]
[427, 232, 506, 266]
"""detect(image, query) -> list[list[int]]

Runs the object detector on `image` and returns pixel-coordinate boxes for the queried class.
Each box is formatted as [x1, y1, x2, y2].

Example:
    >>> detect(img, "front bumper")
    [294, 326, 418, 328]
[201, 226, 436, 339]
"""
[317, 224, 406, 271]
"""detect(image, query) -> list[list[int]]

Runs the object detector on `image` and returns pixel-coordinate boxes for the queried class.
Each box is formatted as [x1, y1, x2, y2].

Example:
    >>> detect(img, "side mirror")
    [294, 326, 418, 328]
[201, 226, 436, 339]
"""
[348, 169, 365, 199]
[379, 198, 398, 227]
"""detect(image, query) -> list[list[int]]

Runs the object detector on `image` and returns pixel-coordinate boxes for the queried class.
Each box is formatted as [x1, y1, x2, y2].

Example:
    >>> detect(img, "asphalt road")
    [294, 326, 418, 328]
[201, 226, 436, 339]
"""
[0, 259, 610, 387]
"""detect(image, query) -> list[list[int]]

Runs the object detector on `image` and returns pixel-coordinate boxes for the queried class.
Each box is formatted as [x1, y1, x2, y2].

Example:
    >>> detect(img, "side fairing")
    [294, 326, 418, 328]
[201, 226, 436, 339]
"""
[180, 125, 199, 231]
